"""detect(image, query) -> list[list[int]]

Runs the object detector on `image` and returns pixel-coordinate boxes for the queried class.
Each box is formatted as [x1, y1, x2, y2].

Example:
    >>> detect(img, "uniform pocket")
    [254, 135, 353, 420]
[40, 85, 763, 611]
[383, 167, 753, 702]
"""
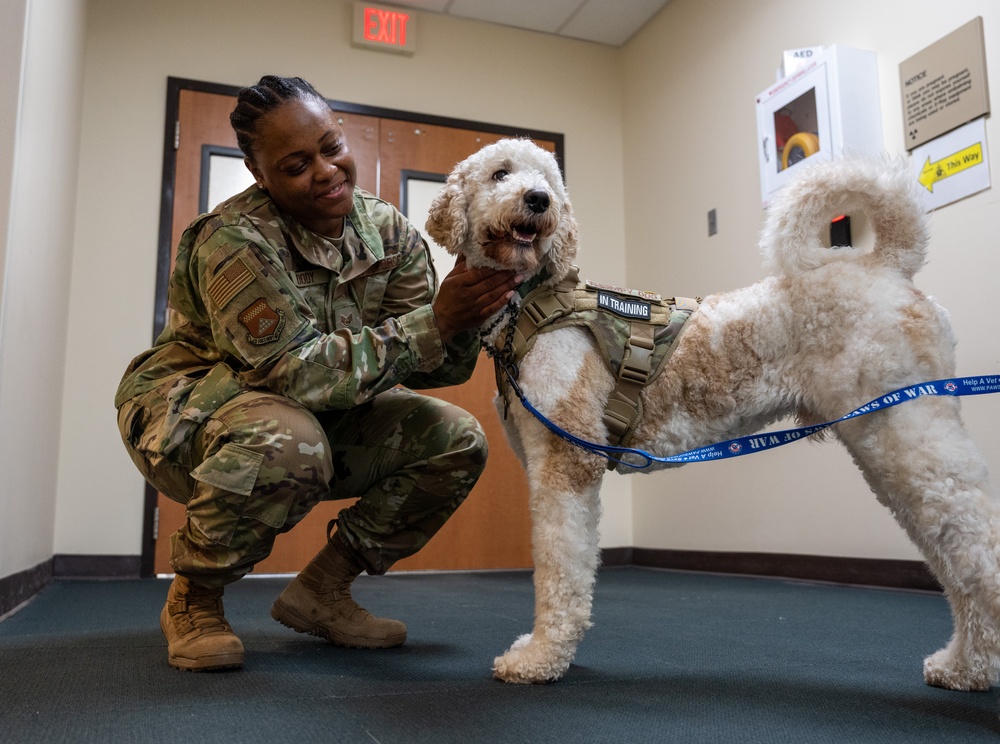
[117, 398, 194, 503]
[190, 442, 263, 496]
[188, 443, 266, 546]
[118, 400, 146, 448]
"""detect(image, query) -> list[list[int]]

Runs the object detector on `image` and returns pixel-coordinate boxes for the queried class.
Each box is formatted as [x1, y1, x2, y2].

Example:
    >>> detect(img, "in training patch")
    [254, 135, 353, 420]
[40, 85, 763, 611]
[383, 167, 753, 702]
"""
[597, 290, 651, 320]
[207, 257, 256, 309]
[238, 298, 286, 344]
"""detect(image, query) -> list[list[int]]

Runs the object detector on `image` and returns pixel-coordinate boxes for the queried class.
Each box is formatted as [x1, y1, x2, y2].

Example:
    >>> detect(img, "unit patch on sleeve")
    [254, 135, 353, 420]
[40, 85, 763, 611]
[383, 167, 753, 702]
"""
[238, 298, 286, 344]
[207, 256, 256, 309]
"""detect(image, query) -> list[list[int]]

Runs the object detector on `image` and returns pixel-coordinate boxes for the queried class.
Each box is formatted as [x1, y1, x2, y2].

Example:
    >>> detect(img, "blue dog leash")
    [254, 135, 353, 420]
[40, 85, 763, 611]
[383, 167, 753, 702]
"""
[499, 366, 1000, 469]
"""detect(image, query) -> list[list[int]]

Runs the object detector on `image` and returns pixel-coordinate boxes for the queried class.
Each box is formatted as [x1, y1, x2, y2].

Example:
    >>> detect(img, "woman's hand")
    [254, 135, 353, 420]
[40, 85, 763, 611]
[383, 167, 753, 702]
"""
[433, 255, 522, 343]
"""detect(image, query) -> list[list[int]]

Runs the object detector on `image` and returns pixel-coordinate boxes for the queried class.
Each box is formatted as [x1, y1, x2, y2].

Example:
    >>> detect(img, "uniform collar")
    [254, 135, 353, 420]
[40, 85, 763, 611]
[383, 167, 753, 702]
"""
[239, 186, 384, 279]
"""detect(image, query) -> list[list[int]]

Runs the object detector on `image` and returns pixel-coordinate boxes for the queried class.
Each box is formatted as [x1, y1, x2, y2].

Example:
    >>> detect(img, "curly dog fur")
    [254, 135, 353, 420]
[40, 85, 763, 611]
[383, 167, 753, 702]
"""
[427, 138, 1000, 688]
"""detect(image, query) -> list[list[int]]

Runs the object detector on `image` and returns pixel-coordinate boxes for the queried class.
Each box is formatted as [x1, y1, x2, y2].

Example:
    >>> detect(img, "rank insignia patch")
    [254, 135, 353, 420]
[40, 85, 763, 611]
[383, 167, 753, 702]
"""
[238, 298, 285, 344]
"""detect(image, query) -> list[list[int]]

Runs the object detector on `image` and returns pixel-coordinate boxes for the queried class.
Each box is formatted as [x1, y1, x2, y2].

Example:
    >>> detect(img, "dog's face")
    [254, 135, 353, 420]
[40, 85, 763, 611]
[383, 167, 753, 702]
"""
[426, 139, 578, 280]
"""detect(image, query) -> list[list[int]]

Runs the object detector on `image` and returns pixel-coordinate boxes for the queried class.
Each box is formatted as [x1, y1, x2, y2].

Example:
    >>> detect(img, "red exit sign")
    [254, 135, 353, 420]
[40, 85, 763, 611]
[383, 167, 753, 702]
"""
[353, 2, 416, 55]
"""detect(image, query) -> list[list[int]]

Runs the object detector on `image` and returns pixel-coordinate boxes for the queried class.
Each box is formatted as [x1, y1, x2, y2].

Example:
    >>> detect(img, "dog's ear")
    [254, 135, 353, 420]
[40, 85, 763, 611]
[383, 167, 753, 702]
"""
[425, 176, 469, 255]
[545, 197, 579, 279]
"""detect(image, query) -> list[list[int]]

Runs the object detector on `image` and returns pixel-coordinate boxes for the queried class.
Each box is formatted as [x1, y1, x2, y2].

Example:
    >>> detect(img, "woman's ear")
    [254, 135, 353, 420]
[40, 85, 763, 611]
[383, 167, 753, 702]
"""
[245, 157, 266, 189]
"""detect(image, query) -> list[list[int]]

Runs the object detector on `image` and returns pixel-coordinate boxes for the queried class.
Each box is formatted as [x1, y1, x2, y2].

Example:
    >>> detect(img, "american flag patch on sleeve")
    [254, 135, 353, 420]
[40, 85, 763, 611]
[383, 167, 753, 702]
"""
[207, 256, 255, 309]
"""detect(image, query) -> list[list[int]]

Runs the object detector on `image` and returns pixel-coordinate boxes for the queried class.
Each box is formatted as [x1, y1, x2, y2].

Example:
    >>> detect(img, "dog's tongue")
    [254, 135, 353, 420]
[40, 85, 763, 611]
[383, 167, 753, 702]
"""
[514, 229, 537, 245]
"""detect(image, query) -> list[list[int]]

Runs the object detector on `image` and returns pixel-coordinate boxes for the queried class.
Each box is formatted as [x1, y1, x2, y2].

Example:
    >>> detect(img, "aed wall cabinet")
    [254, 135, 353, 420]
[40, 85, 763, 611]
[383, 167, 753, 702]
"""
[755, 45, 882, 205]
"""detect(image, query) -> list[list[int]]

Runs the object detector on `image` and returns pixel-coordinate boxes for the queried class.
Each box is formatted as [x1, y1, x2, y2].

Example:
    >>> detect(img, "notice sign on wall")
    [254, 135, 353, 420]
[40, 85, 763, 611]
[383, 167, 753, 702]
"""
[899, 17, 989, 150]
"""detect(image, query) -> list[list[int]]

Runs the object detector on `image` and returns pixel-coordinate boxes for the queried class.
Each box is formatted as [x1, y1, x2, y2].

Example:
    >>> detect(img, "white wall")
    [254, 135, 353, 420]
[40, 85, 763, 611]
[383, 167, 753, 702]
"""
[0, 0, 86, 579]
[0, 1, 26, 299]
[8, 0, 995, 577]
[623, 0, 1000, 560]
[52, 0, 632, 561]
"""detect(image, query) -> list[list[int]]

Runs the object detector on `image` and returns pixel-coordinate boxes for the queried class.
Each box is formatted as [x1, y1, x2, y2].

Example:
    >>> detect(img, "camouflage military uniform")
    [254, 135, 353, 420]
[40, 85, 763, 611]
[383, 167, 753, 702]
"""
[116, 185, 486, 586]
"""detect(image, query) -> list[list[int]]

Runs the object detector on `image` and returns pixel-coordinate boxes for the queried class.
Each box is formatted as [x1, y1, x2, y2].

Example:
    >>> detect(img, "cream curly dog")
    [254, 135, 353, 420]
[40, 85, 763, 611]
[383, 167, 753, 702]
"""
[427, 138, 1000, 689]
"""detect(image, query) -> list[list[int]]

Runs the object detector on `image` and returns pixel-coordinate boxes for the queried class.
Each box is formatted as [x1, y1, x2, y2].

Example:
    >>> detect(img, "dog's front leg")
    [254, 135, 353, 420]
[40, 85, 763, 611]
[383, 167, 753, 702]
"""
[493, 455, 603, 684]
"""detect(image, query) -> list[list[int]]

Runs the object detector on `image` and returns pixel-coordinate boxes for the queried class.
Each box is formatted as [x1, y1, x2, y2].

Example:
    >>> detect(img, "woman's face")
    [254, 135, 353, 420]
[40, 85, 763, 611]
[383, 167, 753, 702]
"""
[246, 96, 358, 238]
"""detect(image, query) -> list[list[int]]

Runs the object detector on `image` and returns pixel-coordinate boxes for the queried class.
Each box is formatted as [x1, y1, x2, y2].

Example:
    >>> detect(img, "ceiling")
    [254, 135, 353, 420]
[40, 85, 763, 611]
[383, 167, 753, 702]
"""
[382, 0, 672, 47]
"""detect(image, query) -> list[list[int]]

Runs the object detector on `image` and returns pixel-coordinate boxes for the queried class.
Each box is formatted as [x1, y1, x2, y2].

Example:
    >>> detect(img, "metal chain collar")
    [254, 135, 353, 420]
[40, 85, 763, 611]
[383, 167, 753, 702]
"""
[480, 299, 520, 418]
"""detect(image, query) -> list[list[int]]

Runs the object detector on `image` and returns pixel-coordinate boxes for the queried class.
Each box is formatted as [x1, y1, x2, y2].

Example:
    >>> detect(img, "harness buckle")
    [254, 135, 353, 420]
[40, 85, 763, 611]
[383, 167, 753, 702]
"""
[523, 292, 574, 328]
[620, 329, 655, 385]
[603, 393, 635, 440]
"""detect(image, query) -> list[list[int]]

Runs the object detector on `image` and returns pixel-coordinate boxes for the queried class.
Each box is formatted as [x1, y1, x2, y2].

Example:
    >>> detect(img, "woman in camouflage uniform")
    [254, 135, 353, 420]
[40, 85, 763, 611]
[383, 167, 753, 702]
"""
[115, 76, 520, 671]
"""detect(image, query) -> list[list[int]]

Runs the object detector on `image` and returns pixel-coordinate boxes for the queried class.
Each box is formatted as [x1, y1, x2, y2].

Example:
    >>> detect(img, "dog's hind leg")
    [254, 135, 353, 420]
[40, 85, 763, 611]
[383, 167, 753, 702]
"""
[836, 399, 1000, 691]
[923, 588, 998, 690]
[493, 443, 605, 684]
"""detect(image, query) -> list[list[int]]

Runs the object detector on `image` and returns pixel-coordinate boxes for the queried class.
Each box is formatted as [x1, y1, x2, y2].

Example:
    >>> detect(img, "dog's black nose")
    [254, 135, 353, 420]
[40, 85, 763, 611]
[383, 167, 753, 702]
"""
[524, 190, 550, 214]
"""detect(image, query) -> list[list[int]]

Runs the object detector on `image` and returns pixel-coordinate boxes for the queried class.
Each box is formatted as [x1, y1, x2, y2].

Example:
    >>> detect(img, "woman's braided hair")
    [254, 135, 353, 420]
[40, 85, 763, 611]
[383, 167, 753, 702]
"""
[230, 75, 327, 159]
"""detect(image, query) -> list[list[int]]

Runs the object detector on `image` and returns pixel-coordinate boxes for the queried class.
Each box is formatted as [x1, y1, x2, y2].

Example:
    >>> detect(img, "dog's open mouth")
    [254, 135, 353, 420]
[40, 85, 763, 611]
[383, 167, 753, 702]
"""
[486, 226, 537, 247]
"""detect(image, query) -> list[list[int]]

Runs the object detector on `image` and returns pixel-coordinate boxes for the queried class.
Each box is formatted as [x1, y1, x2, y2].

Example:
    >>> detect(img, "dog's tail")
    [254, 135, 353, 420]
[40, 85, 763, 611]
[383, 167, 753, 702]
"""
[760, 154, 927, 280]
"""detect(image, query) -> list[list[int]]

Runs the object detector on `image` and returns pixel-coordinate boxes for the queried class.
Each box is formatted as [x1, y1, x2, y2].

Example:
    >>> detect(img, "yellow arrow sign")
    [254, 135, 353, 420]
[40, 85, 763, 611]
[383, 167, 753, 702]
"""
[919, 142, 984, 192]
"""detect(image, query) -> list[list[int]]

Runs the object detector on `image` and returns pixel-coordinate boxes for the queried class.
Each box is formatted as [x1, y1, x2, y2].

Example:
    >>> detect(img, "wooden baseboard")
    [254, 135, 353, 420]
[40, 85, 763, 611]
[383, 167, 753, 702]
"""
[0, 550, 937, 619]
[599, 547, 635, 567]
[619, 548, 941, 592]
[0, 559, 53, 618]
[52, 555, 141, 579]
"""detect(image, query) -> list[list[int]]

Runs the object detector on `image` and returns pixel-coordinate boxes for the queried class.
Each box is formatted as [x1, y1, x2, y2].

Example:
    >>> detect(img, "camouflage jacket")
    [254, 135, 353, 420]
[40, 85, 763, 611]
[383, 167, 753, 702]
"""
[115, 185, 478, 421]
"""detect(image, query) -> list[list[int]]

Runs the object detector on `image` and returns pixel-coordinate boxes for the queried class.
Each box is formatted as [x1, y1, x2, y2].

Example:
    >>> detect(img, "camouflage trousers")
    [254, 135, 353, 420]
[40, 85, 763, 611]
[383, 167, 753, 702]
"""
[117, 387, 488, 586]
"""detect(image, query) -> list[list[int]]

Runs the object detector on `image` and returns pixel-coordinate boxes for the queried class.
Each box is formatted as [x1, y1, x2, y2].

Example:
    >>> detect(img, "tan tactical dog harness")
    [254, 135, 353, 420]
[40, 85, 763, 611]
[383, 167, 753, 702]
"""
[488, 266, 699, 470]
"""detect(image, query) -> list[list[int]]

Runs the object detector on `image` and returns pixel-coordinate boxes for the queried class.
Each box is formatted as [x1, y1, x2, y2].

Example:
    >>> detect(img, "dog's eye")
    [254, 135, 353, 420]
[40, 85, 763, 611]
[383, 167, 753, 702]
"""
[492, 169, 509, 182]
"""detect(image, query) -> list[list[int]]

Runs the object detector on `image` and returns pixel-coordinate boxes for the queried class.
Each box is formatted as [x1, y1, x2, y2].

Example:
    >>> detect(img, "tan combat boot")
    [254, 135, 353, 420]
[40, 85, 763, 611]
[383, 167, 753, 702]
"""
[271, 532, 407, 648]
[160, 575, 245, 671]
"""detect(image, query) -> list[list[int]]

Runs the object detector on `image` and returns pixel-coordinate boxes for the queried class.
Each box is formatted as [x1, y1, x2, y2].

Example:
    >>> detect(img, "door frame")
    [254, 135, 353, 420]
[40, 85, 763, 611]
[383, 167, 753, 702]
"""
[141, 76, 565, 577]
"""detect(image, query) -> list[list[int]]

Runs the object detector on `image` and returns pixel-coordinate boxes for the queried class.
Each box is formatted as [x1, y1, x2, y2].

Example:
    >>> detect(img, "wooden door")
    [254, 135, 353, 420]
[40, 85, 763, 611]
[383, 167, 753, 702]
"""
[378, 121, 555, 208]
[378, 122, 554, 571]
[153, 86, 547, 573]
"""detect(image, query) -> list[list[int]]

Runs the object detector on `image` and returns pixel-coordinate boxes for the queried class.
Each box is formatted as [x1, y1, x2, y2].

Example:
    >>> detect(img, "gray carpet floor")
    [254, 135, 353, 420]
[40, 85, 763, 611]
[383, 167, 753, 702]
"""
[1, 567, 999, 743]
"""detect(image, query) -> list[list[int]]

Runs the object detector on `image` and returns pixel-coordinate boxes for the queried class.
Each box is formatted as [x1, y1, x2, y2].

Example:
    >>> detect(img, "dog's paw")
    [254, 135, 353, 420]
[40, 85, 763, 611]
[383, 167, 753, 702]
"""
[923, 646, 996, 691]
[492, 634, 569, 684]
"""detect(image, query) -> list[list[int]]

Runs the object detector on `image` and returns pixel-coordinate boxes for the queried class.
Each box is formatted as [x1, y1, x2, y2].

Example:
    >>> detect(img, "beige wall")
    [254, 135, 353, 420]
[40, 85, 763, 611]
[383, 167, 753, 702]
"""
[2, 0, 994, 578]
[53, 0, 631, 560]
[623, 0, 1000, 559]
[0, 0, 86, 579]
